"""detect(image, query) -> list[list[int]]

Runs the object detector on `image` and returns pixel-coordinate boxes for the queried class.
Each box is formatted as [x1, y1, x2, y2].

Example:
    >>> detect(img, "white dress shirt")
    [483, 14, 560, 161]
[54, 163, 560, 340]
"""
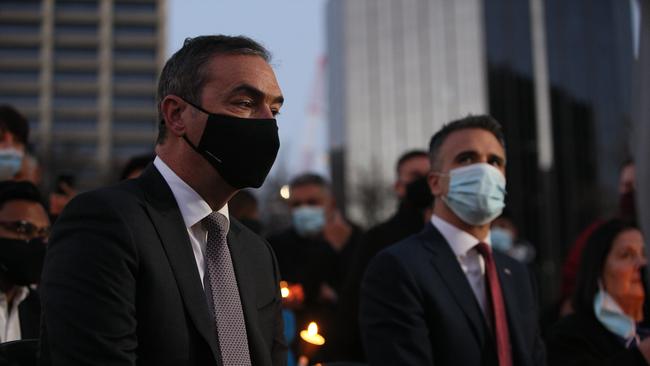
[430, 215, 492, 318]
[154, 157, 229, 286]
[0, 286, 29, 342]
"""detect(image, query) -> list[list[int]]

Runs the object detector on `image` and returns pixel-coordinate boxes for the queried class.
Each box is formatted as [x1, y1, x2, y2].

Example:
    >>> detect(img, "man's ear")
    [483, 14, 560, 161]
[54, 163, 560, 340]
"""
[428, 171, 444, 197]
[394, 180, 406, 198]
[160, 95, 188, 137]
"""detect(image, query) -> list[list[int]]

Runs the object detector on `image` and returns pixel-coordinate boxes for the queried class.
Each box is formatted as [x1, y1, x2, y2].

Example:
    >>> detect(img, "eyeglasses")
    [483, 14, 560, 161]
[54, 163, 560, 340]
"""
[0, 220, 50, 239]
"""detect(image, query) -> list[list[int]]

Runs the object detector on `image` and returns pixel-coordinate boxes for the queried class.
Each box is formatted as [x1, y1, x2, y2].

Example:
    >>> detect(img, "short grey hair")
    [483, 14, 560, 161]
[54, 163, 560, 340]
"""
[156, 35, 271, 144]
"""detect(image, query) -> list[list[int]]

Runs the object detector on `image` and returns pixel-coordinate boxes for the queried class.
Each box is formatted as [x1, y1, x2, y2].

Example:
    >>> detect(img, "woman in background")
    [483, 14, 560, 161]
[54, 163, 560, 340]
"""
[548, 219, 650, 365]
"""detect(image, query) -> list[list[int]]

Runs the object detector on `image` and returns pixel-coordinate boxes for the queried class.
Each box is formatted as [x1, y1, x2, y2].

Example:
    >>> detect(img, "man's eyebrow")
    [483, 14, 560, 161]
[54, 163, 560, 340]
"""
[230, 84, 284, 105]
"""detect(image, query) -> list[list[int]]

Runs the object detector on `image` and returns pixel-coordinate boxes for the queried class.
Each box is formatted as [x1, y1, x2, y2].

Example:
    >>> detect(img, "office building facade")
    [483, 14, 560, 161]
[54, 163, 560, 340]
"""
[0, 0, 166, 188]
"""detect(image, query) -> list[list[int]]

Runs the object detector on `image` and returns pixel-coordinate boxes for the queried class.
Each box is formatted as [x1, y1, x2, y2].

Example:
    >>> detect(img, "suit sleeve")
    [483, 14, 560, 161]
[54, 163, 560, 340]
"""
[40, 192, 138, 366]
[360, 250, 433, 365]
[269, 243, 288, 366]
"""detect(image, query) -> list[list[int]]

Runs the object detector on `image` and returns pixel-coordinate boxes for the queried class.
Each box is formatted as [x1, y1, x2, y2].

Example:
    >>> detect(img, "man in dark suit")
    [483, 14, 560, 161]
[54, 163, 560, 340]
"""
[360, 115, 545, 366]
[40, 35, 287, 366]
[0, 181, 49, 343]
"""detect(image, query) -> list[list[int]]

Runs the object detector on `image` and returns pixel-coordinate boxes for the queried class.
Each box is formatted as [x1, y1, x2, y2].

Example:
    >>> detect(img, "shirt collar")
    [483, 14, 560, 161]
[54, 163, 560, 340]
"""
[153, 156, 229, 230]
[0, 286, 29, 306]
[431, 214, 491, 257]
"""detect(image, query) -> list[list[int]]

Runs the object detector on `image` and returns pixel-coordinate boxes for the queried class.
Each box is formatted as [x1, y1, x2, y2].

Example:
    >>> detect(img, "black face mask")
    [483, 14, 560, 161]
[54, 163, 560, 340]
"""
[0, 237, 46, 286]
[181, 99, 280, 189]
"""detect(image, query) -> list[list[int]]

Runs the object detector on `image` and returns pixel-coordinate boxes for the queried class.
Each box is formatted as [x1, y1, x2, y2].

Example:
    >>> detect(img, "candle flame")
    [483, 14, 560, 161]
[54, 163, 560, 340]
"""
[281, 287, 290, 298]
[307, 322, 318, 336]
[300, 321, 325, 345]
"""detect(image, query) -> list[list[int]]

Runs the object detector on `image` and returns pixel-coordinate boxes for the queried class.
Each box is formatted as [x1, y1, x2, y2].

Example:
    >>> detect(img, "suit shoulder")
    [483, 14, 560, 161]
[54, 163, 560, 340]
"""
[371, 233, 427, 268]
[64, 180, 144, 215]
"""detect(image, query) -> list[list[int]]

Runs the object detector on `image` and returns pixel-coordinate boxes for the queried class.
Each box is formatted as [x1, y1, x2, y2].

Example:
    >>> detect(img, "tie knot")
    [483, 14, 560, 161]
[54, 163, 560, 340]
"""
[202, 211, 229, 233]
[474, 242, 492, 258]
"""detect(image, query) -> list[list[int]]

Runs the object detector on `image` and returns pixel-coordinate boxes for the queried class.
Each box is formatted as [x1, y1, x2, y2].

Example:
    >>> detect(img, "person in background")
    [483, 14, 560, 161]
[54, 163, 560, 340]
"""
[120, 154, 155, 181]
[0, 106, 29, 182]
[267, 173, 362, 361]
[14, 153, 41, 186]
[360, 115, 545, 365]
[332, 150, 431, 361]
[0, 181, 50, 343]
[560, 159, 637, 316]
[490, 213, 536, 264]
[548, 218, 650, 365]
[229, 189, 263, 234]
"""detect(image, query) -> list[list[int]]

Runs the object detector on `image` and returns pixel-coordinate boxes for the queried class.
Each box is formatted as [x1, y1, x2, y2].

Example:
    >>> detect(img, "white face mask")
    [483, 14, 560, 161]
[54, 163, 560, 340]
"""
[440, 163, 507, 225]
[594, 286, 637, 341]
[0, 148, 23, 181]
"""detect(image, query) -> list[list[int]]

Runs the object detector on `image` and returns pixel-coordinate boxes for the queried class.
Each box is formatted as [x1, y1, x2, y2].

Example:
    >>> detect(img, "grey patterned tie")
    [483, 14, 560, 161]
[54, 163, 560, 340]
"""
[202, 212, 252, 366]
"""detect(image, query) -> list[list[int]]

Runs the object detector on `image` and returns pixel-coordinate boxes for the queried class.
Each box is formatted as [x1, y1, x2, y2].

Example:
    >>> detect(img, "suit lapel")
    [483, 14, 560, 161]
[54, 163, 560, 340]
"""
[494, 254, 529, 365]
[422, 224, 488, 345]
[227, 222, 271, 366]
[139, 166, 222, 365]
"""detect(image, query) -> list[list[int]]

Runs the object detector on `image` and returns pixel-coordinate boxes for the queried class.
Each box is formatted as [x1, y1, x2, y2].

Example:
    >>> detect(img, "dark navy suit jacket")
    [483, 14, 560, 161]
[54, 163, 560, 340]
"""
[360, 223, 546, 366]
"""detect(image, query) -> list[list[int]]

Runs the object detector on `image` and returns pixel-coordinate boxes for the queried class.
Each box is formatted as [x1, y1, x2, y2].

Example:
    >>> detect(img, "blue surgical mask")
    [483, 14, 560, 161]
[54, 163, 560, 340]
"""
[0, 148, 23, 181]
[441, 163, 506, 225]
[292, 206, 325, 237]
[491, 227, 514, 252]
[594, 287, 637, 341]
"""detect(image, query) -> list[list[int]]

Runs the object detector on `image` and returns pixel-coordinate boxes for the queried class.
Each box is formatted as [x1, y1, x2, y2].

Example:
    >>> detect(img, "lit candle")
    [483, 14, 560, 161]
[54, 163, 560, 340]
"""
[300, 322, 325, 346]
[280, 281, 290, 298]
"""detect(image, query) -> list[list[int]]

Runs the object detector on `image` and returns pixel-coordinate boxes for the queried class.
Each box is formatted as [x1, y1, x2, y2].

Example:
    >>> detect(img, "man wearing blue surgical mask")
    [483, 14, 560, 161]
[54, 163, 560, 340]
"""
[360, 115, 545, 366]
[268, 173, 362, 360]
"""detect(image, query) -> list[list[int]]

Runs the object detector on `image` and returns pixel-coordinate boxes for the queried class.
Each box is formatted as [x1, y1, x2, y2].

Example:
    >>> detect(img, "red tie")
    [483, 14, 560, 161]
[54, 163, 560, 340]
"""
[475, 242, 512, 366]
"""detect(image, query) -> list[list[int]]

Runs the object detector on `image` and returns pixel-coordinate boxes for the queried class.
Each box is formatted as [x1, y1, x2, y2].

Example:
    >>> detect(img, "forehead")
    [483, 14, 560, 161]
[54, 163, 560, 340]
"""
[611, 229, 644, 250]
[290, 184, 327, 198]
[438, 128, 505, 161]
[202, 54, 281, 96]
[0, 200, 48, 223]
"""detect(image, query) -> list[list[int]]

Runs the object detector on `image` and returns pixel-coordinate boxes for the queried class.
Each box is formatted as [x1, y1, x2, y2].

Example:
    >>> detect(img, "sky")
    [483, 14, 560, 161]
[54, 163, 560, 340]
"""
[168, 0, 329, 180]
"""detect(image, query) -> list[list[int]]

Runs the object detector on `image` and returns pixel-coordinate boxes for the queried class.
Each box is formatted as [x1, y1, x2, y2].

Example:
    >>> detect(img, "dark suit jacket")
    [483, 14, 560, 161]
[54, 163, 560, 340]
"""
[547, 312, 647, 366]
[360, 223, 545, 366]
[18, 288, 40, 340]
[40, 165, 286, 366]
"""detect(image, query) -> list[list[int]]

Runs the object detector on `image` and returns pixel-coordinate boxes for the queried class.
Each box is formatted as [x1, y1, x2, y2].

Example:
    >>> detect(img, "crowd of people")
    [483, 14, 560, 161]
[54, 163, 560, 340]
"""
[0, 34, 646, 366]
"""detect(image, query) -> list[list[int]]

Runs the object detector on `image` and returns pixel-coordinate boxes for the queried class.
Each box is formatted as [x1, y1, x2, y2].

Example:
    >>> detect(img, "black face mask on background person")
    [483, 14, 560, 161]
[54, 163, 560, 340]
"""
[179, 99, 280, 189]
[0, 237, 46, 286]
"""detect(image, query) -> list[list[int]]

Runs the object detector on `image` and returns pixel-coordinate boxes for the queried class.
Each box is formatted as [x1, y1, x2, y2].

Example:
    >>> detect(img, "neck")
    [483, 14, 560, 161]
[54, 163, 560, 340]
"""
[0, 276, 18, 306]
[433, 201, 490, 240]
[156, 144, 236, 211]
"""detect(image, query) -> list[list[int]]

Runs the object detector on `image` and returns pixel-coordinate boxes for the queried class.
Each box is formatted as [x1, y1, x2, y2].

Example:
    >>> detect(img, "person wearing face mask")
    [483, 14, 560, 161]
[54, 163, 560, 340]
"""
[0, 106, 29, 182]
[0, 181, 49, 344]
[548, 218, 650, 365]
[490, 214, 536, 264]
[40, 36, 287, 366]
[331, 150, 431, 362]
[267, 173, 362, 361]
[360, 115, 545, 366]
[559, 159, 637, 317]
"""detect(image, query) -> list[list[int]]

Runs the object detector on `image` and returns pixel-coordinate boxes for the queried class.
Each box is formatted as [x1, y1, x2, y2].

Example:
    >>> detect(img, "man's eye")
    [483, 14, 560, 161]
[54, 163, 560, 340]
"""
[271, 109, 280, 117]
[235, 100, 253, 108]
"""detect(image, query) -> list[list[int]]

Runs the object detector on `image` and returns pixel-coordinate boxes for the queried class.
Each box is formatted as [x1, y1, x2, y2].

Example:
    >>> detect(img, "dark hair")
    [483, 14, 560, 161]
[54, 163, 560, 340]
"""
[120, 153, 155, 180]
[428, 115, 505, 169]
[289, 173, 330, 191]
[571, 218, 648, 318]
[0, 105, 29, 146]
[0, 181, 44, 209]
[396, 149, 428, 175]
[156, 35, 271, 144]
